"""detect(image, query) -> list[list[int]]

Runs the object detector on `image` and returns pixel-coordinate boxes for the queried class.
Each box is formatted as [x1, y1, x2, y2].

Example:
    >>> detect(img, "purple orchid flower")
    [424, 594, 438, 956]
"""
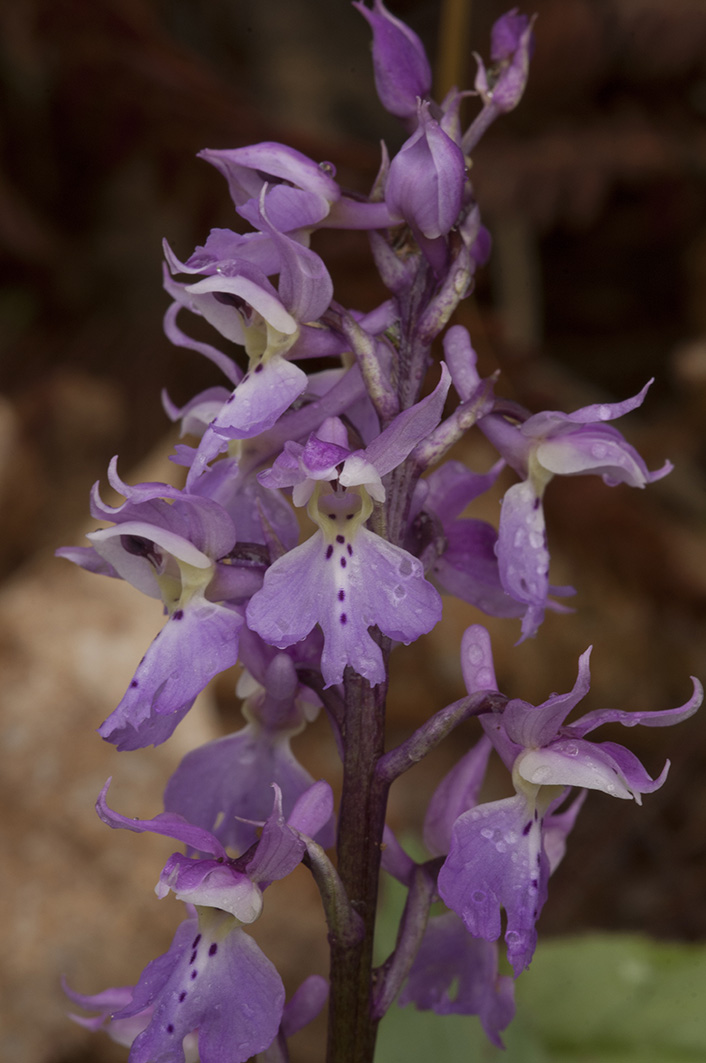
[163, 213, 334, 449]
[164, 627, 335, 853]
[57, 460, 251, 750]
[246, 368, 451, 687]
[412, 458, 528, 618]
[354, 0, 432, 122]
[479, 380, 671, 639]
[67, 779, 333, 1063]
[70, 911, 281, 1063]
[400, 912, 515, 1048]
[199, 141, 394, 233]
[438, 625, 702, 975]
[380, 736, 517, 1046]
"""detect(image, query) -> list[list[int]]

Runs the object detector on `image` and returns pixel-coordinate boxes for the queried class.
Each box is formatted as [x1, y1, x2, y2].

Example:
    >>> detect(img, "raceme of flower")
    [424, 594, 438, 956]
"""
[60, 6, 701, 1063]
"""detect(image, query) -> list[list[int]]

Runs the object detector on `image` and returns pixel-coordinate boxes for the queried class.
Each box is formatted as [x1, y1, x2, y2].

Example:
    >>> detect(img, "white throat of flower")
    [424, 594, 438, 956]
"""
[156, 558, 215, 616]
[242, 313, 300, 370]
[306, 481, 374, 543]
[527, 448, 555, 499]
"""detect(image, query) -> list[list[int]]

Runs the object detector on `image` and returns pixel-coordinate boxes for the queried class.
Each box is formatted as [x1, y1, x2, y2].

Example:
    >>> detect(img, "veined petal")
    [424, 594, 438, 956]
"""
[535, 426, 666, 487]
[98, 601, 242, 750]
[117, 911, 284, 1063]
[495, 480, 550, 639]
[158, 855, 263, 922]
[211, 358, 308, 439]
[516, 742, 637, 800]
[438, 793, 548, 976]
[247, 526, 441, 688]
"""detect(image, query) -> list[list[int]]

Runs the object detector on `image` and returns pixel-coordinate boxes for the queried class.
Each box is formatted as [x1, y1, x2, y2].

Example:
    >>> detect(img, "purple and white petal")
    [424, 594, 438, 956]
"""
[158, 855, 264, 923]
[211, 357, 308, 439]
[116, 911, 284, 1063]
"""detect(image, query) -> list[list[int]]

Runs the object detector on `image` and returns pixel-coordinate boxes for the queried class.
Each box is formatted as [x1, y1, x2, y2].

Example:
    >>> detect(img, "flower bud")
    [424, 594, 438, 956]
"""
[354, 0, 432, 120]
[386, 100, 466, 239]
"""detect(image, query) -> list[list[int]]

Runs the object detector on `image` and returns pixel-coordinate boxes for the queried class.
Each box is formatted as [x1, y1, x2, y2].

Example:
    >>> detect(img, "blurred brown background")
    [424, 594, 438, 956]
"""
[1, 1, 706, 1060]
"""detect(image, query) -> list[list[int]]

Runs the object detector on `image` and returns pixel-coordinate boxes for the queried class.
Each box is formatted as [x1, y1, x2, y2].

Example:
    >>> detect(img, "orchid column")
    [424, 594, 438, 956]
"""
[59, 5, 701, 1063]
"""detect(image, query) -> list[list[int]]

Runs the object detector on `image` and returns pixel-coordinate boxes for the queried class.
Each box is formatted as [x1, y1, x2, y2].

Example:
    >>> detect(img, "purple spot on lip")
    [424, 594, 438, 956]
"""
[522, 822, 531, 836]
[172, 609, 184, 621]
[130, 679, 139, 688]
[340, 613, 347, 624]
[167, 1023, 175, 1034]
[325, 544, 334, 560]
[338, 589, 345, 601]
[347, 544, 353, 556]
[189, 950, 197, 965]
[336, 534, 345, 544]
[191, 970, 198, 980]
[209, 943, 218, 956]
[328, 513, 336, 520]
[340, 557, 347, 569]
[192, 935, 201, 948]
[179, 991, 187, 1002]
[346, 513, 353, 520]
[254, 363, 264, 373]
